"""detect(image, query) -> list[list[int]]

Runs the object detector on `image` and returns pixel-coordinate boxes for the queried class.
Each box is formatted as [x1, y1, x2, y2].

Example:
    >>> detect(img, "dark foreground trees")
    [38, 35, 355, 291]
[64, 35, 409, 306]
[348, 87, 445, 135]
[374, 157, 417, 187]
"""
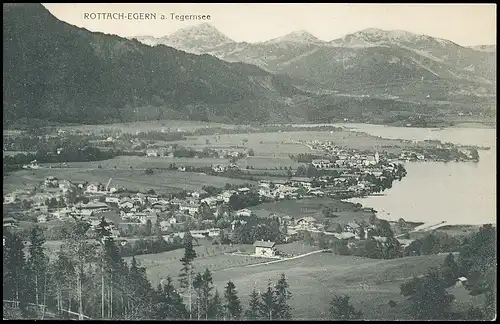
[329, 295, 363, 320]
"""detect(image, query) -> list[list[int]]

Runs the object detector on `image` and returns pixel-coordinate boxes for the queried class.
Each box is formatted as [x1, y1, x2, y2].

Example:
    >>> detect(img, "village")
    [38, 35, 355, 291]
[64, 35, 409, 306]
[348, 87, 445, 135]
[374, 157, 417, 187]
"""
[4, 148, 415, 261]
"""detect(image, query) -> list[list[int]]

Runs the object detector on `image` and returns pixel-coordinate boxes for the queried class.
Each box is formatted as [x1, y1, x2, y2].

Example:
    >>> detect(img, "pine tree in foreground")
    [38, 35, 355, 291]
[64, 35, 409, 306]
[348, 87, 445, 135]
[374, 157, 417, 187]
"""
[329, 295, 363, 320]
[209, 290, 225, 319]
[245, 287, 261, 320]
[259, 280, 277, 320]
[274, 273, 293, 319]
[224, 281, 242, 319]
[178, 231, 197, 319]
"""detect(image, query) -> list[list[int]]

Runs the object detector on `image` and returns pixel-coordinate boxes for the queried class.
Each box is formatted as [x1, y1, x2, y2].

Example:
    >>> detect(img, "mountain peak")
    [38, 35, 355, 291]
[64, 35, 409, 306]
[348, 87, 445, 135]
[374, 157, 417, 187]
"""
[264, 30, 323, 45]
[167, 23, 233, 42]
[331, 28, 457, 48]
[159, 23, 235, 52]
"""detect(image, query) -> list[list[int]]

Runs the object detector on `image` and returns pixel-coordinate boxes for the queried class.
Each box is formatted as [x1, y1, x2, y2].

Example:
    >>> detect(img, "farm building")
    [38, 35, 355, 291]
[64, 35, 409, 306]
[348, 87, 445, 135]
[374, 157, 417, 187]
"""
[456, 277, 468, 287]
[345, 222, 361, 234]
[296, 216, 317, 228]
[236, 209, 253, 218]
[3, 217, 19, 228]
[44, 176, 59, 188]
[254, 240, 276, 258]
[231, 219, 247, 230]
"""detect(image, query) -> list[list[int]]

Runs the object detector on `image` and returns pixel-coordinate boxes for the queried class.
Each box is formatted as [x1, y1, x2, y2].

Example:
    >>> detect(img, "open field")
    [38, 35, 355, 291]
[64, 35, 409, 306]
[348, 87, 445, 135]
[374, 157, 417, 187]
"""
[235, 156, 304, 169]
[3, 168, 254, 194]
[250, 198, 375, 225]
[41, 156, 231, 170]
[123, 241, 320, 287]
[172, 130, 437, 157]
[57, 120, 247, 134]
[3, 151, 36, 157]
[207, 252, 484, 320]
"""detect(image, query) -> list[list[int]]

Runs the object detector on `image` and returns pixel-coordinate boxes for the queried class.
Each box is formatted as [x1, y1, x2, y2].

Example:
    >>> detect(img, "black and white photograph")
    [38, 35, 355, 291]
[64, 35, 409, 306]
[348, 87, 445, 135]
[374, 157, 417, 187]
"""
[3, 3, 496, 321]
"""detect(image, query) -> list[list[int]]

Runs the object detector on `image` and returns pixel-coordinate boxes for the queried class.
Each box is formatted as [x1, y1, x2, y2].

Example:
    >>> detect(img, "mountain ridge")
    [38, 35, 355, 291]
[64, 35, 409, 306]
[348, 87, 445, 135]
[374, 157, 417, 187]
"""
[133, 23, 496, 105]
[3, 4, 310, 125]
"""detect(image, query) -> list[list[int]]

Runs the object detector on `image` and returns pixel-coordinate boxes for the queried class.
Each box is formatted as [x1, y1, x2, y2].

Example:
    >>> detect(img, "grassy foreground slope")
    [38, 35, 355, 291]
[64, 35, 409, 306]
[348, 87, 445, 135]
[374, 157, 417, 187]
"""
[206, 252, 478, 320]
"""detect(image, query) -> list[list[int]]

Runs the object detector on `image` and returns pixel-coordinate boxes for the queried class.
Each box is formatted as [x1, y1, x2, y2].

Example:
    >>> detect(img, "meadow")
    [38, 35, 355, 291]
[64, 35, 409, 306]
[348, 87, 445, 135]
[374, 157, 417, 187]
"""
[58, 120, 247, 134]
[3, 168, 254, 194]
[171, 130, 429, 157]
[207, 252, 483, 320]
[235, 156, 304, 169]
[44, 156, 231, 170]
[249, 198, 375, 225]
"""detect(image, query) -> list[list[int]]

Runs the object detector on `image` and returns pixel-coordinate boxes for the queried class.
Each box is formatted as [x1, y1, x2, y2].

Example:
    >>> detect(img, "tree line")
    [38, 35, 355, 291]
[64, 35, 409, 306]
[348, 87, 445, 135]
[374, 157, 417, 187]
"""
[3, 221, 294, 320]
[399, 224, 496, 320]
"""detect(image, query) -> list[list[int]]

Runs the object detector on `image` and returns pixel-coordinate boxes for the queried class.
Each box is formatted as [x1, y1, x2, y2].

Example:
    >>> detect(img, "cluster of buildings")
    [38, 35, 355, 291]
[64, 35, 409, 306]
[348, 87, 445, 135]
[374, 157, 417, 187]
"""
[3, 175, 257, 239]
[144, 145, 251, 160]
[306, 141, 380, 168]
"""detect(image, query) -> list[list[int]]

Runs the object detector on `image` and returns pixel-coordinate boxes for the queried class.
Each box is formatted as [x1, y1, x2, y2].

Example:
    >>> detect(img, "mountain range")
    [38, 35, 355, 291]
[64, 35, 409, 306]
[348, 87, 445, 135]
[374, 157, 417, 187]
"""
[4, 4, 312, 125]
[133, 25, 496, 104]
[3, 4, 496, 127]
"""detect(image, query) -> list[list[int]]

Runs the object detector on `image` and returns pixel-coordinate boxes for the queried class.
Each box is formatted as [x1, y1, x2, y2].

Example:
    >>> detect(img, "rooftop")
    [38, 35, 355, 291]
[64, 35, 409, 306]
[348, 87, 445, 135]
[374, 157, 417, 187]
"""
[253, 240, 276, 248]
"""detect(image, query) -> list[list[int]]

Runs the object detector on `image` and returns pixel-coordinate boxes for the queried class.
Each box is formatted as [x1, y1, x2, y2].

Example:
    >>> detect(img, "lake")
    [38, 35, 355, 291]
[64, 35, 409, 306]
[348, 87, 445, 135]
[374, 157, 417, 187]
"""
[336, 123, 496, 225]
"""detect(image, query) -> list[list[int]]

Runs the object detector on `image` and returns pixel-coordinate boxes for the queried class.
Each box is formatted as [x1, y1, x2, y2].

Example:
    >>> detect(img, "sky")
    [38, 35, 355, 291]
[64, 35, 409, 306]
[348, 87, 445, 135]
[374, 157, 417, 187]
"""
[42, 3, 497, 46]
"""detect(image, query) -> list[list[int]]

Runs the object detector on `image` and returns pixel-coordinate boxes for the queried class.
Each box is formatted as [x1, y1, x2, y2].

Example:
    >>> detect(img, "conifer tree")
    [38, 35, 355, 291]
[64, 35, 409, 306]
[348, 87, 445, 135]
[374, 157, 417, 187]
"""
[245, 287, 261, 319]
[26, 225, 49, 307]
[209, 289, 224, 319]
[329, 295, 363, 320]
[224, 281, 242, 319]
[441, 252, 459, 287]
[201, 268, 214, 319]
[274, 273, 293, 319]
[259, 280, 277, 320]
[3, 230, 28, 304]
[178, 231, 197, 319]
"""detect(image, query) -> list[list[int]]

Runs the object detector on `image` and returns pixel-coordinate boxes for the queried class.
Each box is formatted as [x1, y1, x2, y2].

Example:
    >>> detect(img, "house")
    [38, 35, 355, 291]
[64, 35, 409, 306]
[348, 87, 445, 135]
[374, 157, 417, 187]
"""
[139, 213, 157, 225]
[191, 190, 207, 199]
[363, 156, 377, 166]
[179, 204, 199, 216]
[151, 201, 169, 211]
[73, 181, 86, 189]
[310, 190, 325, 197]
[236, 209, 252, 218]
[456, 277, 468, 287]
[3, 194, 16, 204]
[44, 176, 59, 188]
[105, 196, 120, 204]
[334, 232, 356, 240]
[279, 215, 294, 225]
[221, 190, 236, 203]
[201, 197, 218, 207]
[3, 217, 19, 228]
[345, 222, 361, 234]
[52, 207, 73, 220]
[147, 196, 159, 203]
[238, 187, 251, 194]
[159, 220, 172, 232]
[212, 165, 227, 173]
[119, 199, 134, 210]
[231, 219, 247, 231]
[312, 159, 331, 169]
[23, 160, 40, 169]
[75, 202, 109, 213]
[253, 240, 276, 258]
[58, 180, 72, 192]
[85, 183, 100, 194]
[37, 215, 48, 223]
[208, 228, 221, 237]
[296, 216, 317, 228]
[146, 149, 158, 157]
[372, 236, 388, 243]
